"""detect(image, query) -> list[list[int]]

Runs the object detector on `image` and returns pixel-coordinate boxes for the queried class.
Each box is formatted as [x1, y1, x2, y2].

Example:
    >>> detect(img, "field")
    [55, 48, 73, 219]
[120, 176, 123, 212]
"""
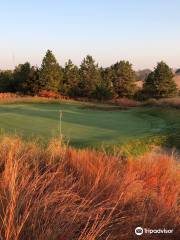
[0, 101, 180, 151]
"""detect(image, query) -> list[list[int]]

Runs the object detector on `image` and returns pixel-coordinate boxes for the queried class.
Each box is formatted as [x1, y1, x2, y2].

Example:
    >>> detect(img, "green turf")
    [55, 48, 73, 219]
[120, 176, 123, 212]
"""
[0, 101, 179, 148]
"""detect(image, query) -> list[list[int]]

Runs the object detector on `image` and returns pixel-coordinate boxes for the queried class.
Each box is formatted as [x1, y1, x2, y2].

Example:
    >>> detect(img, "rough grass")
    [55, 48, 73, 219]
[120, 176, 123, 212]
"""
[0, 96, 64, 104]
[144, 97, 180, 109]
[110, 97, 141, 108]
[0, 136, 179, 240]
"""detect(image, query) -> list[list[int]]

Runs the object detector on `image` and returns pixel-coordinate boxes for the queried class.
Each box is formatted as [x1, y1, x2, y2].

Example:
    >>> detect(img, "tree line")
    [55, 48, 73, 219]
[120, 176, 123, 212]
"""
[0, 50, 178, 100]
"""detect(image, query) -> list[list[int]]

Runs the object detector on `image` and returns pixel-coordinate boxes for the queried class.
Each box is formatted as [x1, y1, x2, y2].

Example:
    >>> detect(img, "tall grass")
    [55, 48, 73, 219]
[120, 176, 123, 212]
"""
[0, 137, 179, 239]
[144, 97, 180, 109]
[0, 94, 142, 108]
[110, 97, 141, 107]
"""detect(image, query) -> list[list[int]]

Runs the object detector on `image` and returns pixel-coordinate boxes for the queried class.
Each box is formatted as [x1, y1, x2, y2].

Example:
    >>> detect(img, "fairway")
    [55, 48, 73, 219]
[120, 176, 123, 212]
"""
[0, 102, 179, 148]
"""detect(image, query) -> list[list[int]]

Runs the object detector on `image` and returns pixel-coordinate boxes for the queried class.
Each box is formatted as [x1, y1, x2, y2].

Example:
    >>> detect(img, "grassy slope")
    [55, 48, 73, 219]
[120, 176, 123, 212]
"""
[0, 101, 173, 147]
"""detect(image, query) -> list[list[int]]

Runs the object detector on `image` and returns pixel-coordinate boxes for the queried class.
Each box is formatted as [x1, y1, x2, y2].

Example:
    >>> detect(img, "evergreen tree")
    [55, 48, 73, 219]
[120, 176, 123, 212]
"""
[143, 61, 177, 98]
[0, 70, 14, 92]
[92, 67, 115, 101]
[39, 50, 62, 92]
[13, 63, 40, 95]
[111, 61, 137, 98]
[13, 62, 31, 93]
[141, 71, 155, 98]
[21, 66, 40, 95]
[101, 67, 114, 85]
[63, 60, 80, 97]
[79, 55, 101, 97]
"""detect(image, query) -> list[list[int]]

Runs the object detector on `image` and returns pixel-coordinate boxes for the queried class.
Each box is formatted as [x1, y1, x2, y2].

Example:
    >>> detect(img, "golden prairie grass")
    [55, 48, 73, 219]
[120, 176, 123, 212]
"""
[0, 137, 179, 239]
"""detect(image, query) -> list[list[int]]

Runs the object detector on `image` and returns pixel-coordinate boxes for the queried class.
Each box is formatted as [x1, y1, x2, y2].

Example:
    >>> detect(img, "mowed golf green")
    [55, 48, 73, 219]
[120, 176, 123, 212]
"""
[0, 101, 179, 147]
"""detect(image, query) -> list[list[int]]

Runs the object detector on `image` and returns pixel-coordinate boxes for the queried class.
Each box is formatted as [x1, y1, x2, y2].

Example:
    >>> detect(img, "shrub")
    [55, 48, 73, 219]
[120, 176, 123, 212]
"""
[38, 90, 60, 99]
[38, 90, 70, 100]
[0, 93, 17, 99]
[143, 98, 159, 106]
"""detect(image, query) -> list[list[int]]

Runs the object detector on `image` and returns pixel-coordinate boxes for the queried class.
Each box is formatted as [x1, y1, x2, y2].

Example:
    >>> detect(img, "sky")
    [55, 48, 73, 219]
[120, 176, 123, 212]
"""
[0, 0, 180, 70]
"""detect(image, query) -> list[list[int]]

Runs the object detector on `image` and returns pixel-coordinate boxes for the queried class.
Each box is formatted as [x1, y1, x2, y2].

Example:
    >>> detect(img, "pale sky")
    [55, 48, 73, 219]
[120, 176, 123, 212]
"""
[0, 0, 180, 70]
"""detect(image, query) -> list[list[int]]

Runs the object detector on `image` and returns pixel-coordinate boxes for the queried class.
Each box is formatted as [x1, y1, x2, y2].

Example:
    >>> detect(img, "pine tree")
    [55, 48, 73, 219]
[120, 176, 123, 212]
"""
[111, 61, 137, 98]
[21, 66, 40, 95]
[143, 61, 177, 98]
[13, 62, 31, 93]
[63, 60, 80, 97]
[39, 50, 62, 92]
[92, 67, 116, 101]
[13, 63, 40, 95]
[79, 55, 101, 97]
[0, 70, 14, 92]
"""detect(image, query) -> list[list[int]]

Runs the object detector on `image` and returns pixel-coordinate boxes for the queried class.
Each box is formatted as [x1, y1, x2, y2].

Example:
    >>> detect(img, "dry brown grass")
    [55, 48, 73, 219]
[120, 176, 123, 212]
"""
[0, 137, 179, 239]
[110, 98, 141, 107]
[0, 96, 66, 105]
[144, 97, 180, 108]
